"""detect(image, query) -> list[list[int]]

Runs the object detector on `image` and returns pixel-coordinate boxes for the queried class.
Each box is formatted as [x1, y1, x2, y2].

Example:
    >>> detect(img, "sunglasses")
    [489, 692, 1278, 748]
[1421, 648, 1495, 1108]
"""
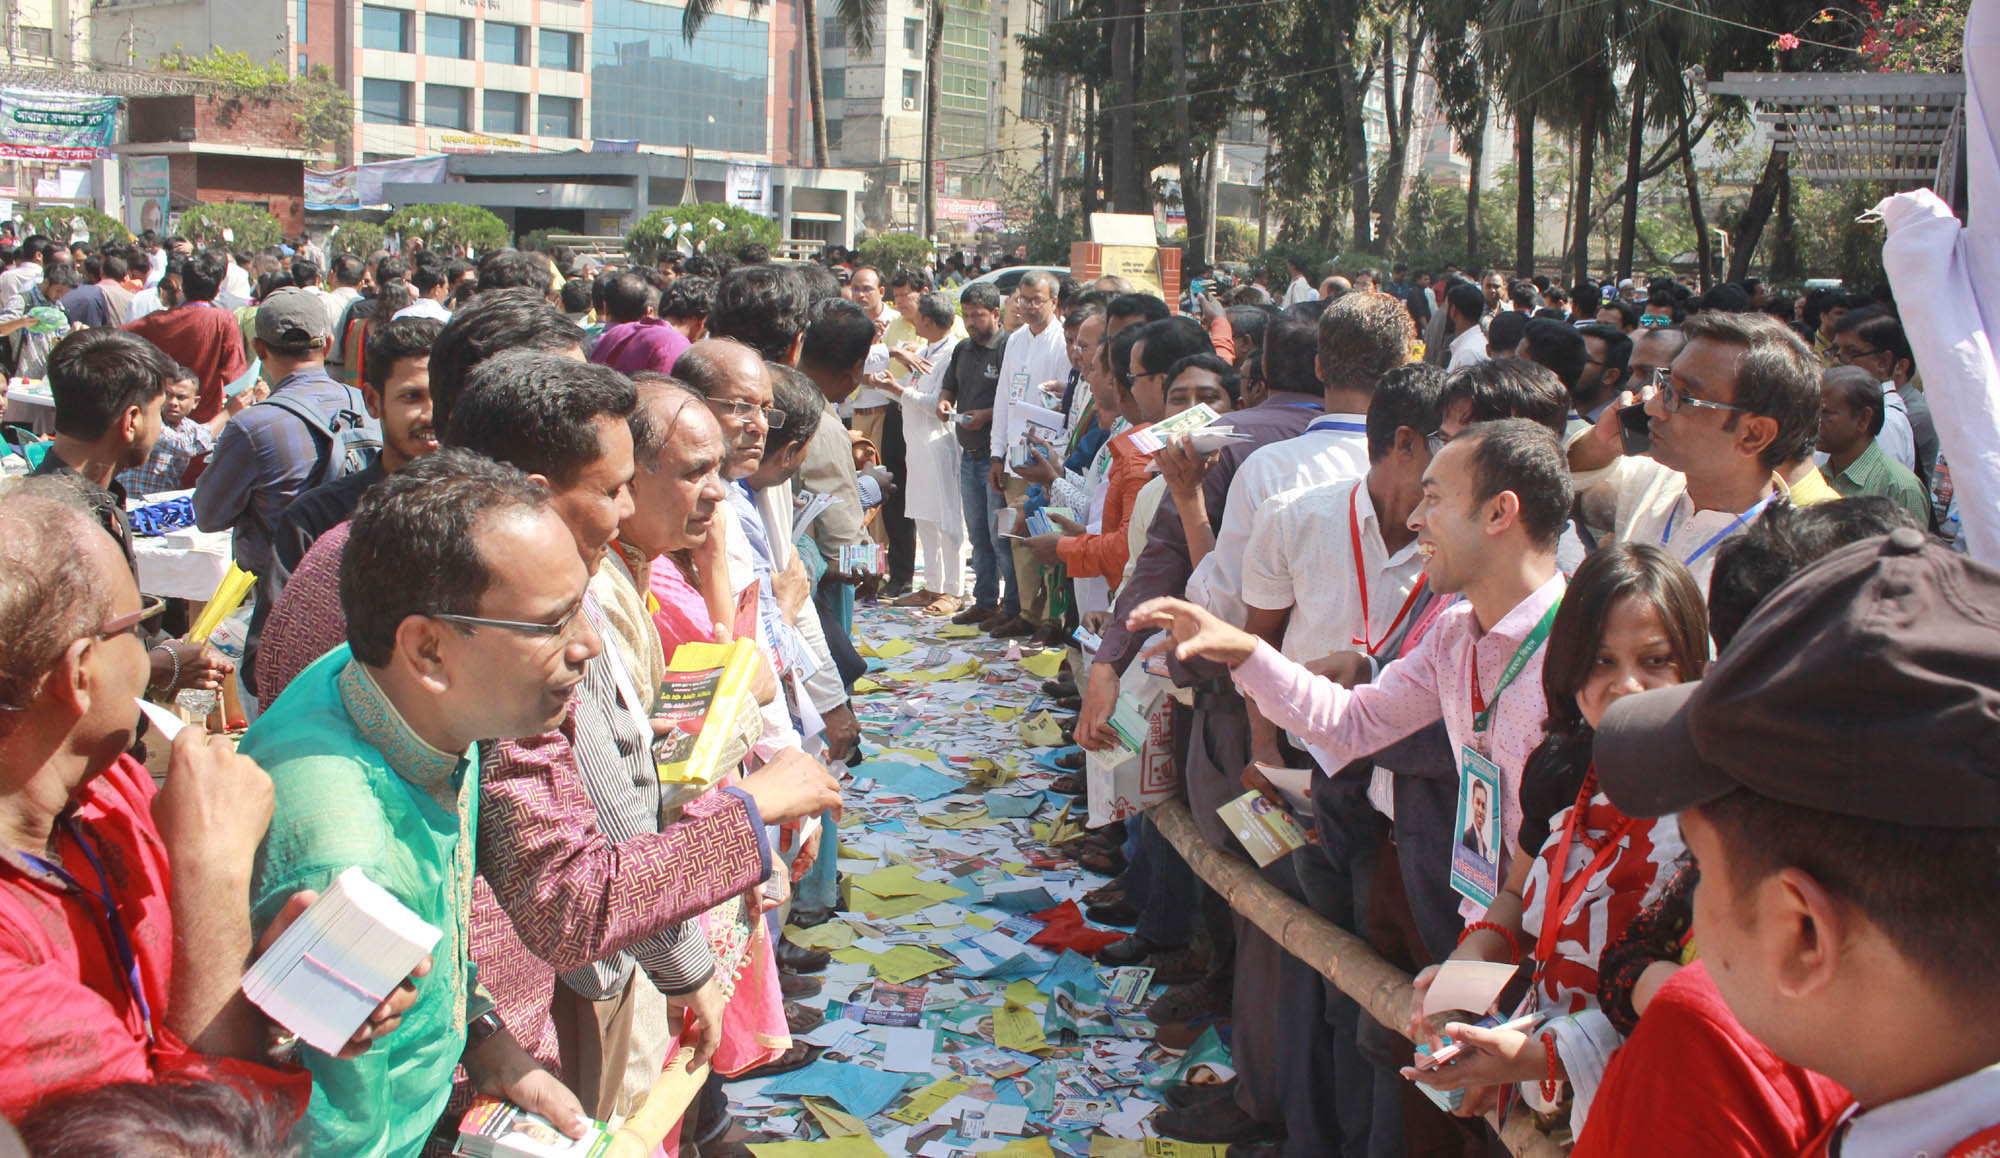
[98, 597, 168, 640]
[433, 601, 585, 640]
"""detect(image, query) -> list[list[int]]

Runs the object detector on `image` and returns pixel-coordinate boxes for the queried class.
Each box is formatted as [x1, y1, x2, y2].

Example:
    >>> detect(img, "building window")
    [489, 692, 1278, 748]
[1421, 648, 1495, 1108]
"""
[361, 5, 410, 52]
[361, 77, 411, 125]
[426, 14, 470, 58]
[589, 0, 769, 154]
[298, 51, 309, 73]
[483, 91, 528, 134]
[485, 22, 528, 65]
[295, 0, 308, 40]
[424, 83, 471, 129]
[821, 67, 844, 99]
[17, 26, 50, 56]
[540, 28, 581, 71]
[826, 119, 843, 151]
[903, 17, 922, 52]
[537, 94, 581, 139]
[901, 69, 921, 104]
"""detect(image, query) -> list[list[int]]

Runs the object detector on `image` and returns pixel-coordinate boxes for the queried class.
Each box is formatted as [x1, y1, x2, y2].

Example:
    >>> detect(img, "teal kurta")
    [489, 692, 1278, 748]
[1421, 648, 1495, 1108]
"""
[244, 645, 487, 1158]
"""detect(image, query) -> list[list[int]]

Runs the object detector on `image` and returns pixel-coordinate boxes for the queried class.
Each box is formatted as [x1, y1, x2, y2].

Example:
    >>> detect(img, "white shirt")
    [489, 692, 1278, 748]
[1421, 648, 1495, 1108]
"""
[1877, 380, 1917, 471]
[1576, 455, 1786, 593]
[1186, 413, 1371, 625]
[1242, 476, 1426, 818]
[989, 320, 1073, 475]
[394, 297, 451, 322]
[1838, 1061, 2000, 1158]
[222, 260, 251, 305]
[322, 285, 362, 332]
[0, 262, 41, 309]
[145, 248, 167, 288]
[1447, 323, 1489, 370]
[124, 286, 166, 323]
[1282, 275, 1316, 308]
[850, 307, 903, 408]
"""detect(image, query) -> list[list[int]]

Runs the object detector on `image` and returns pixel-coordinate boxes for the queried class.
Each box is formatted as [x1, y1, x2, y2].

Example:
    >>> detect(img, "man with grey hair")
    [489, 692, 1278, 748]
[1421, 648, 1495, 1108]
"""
[984, 268, 1069, 636]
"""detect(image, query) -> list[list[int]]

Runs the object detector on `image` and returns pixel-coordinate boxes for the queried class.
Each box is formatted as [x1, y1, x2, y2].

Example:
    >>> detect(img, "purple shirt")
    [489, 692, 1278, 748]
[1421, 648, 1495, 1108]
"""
[590, 317, 692, 376]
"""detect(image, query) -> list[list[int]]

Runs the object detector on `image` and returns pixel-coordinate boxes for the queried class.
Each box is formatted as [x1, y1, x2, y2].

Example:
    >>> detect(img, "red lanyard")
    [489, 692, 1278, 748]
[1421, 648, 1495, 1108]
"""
[1349, 485, 1426, 657]
[1532, 766, 1637, 968]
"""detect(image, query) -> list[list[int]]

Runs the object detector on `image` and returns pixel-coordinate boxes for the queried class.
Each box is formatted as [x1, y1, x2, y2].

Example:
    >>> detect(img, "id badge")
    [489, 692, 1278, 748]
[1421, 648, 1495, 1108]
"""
[1451, 745, 1503, 908]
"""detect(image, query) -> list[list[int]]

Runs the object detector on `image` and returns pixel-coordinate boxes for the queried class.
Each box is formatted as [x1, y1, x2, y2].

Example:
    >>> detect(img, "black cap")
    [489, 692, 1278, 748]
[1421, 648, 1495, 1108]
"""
[1596, 527, 2000, 827]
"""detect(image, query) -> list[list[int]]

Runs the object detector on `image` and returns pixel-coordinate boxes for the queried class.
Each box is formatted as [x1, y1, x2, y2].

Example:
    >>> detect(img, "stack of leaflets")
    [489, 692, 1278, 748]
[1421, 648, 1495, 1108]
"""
[1216, 789, 1311, 867]
[1023, 506, 1074, 537]
[791, 491, 841, 540]
[240, 866, 441, 1055]
[454, 1097, 611, 1158]
[837, 542, 887, 575]
[653, 638, 763, 786]
[1132, 403, 1251, 458]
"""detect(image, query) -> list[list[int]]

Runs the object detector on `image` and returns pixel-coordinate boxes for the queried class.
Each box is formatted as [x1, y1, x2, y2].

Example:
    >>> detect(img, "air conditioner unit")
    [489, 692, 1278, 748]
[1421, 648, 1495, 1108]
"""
[900, 97, 919, 112]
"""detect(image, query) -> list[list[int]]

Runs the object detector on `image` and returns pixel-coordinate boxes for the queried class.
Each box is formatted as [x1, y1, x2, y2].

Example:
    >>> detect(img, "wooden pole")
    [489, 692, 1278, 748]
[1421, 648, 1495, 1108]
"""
[604, 1047, 709, 1158]
[1149, 799, 1570, 1158]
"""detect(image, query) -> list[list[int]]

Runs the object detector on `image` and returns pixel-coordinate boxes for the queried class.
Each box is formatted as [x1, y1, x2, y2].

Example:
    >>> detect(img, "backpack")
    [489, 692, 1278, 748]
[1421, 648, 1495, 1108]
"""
[261, 382, 381, 490]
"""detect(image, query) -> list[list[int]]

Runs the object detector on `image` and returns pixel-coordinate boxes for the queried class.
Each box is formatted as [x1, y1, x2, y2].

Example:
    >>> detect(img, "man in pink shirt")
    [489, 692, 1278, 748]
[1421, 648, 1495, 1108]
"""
[590, 269, 698, 376]
[1128, 417, 1570, 922]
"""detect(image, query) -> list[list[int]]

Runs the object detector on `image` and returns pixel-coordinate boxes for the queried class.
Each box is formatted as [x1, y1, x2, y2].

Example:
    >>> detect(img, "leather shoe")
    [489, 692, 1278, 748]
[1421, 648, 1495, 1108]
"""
[1050, 773, 1084, 795]
[952, 603, 1002, 625]
[789, 905, 834, 929]
[1166, 1075, 1239, 1110]
[784, 1001, 825, 1036]
[1040, 677, 1078, 696]
[1154, 1090, 1282, 1145]
[1148, 975, 1228, 1024]
[1097, 932, 1184, 966]
[733, 1042, 825, 1081]
[779, 971, 823, 1000]
[775, 938, 831, 974]
[989, 615, 1038, 638]
[1085, 898, 1138, 926]
[1055, 749, 1085, 771]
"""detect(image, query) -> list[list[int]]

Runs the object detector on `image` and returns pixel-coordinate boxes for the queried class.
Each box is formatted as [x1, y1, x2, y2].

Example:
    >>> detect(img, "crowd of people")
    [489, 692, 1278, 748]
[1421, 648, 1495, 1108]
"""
[0, 210, 1992, 1158]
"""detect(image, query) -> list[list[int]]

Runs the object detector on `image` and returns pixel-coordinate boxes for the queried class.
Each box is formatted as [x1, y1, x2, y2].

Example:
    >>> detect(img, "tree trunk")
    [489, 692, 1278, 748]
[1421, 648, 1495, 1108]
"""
[1169, 0, 1203, 260]
[1678, 108, 1711, 289]
[1618, 81, 1644, 279]
[1567, 77, 1600, 284]
[1726, 146, 1788, 282]
[1514, 101, 1535, 276]
[1329, 0, 1372, 252]
[804, 0, 830, 167]
[1082, 83, 1098, 215]
[1370, 19, 1424, 256]
[1464, 103, 1486, 267]
[921, 0, 944, 238]
[1050, 80, 1071, 217]
[1108, 0, 1145, 213]
[1772, 165, 1799, 281]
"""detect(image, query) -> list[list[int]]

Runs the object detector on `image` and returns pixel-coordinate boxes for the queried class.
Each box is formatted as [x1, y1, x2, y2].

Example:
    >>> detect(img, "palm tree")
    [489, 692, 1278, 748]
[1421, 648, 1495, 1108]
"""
[682, 0, 877, 169]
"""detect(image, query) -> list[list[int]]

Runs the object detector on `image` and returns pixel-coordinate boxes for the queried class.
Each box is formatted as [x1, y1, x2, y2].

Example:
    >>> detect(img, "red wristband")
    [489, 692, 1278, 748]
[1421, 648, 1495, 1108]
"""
[1459, 920, 1522, 965]
[1540, 1030, 1563, 1103]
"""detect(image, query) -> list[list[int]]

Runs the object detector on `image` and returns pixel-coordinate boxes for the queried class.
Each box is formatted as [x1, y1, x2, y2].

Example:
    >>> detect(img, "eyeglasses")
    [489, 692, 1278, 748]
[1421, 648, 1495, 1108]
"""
[706, 397, 786, 427]
[98, 597, 168, 640]
[1831, 344, 1886, 366]
[433, 601, 585, 640]
[1425, 429, 1453, 456]
[1648, 366, 1748, 416]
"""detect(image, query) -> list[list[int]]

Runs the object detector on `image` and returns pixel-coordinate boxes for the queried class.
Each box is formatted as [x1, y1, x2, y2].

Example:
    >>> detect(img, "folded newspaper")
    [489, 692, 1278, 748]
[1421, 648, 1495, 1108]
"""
[654, 638, 764, 786]
[454, 1097, 611, 1158]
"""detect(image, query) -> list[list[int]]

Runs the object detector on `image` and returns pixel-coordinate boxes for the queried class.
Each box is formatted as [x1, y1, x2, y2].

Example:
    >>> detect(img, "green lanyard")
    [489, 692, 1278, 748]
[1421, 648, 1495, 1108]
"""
[1470, 601, 1561, 733]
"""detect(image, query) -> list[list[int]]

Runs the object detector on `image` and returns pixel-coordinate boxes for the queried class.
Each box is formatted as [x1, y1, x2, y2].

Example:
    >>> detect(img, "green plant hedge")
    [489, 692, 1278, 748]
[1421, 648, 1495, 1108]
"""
[625, 204, 778, 264]
[385, 203, 511, 255]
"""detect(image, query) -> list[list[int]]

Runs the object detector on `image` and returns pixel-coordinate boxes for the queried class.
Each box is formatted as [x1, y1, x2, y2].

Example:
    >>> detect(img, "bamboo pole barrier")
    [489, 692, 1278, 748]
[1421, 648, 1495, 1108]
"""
[605, 1046, 710, 1158]
[1150, 798, 1568, 1158]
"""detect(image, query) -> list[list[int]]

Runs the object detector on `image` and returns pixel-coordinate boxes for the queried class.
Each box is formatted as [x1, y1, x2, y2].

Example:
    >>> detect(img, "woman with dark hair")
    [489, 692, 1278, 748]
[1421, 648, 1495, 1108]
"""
[1404, 543, 1708, 1129]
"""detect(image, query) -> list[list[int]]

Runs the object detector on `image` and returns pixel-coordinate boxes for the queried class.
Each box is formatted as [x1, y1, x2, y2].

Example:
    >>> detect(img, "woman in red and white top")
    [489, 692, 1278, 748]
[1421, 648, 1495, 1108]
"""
[1403, 543, 1708, 1127]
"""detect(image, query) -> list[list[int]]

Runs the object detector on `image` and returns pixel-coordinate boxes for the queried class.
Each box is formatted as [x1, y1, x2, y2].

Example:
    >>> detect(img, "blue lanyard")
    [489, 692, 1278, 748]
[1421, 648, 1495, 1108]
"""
[22, 818, 155, 1045]
[1662, 492, 1778, 567]
[1307, 416, 1368, 435]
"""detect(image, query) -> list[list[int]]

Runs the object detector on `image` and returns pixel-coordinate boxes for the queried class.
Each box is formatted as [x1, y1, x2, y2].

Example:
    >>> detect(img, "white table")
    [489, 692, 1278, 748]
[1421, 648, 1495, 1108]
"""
[1, 383, 54, 436]
[128, 489, 235, 601]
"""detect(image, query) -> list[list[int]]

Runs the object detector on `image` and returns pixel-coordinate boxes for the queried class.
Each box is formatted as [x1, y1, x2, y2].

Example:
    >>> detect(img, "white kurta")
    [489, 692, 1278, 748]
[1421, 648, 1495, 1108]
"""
[898, 334, 965, 529]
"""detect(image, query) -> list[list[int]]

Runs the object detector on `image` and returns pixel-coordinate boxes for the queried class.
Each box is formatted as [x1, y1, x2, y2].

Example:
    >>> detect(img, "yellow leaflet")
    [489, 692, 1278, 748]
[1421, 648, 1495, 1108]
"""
[886, 1078, 971, 1125]
[1088, 1143, 1146, 1158]
[871, 944, 958, 984]
[938, 624, 980, 639]
[985, 705, 1023, 722]
[1146, 1144, 1230, 1158]
[800, 1097, 871, 1138]
[904, 659, 982, 683]
[920, 807, 997, 830]
[963, 913, 998, 930]
[784, 922, 858, 951]
[1003, 979, 1045, 1006]
[994, 1001, 1047, 1053]
[985, 1137, 1058, 1157]
[851, 894, 935, 920]
[1017, 710, 1067, 747]
[870, 638, 915, 658]
[853, 677, 883, 694]
[746, 1139, 886, 1158]
[852, 864, 965, 902]
[1021, 648, 1068, 679]
[875, 747, 941, 763]
[966, 758, 1017, 787]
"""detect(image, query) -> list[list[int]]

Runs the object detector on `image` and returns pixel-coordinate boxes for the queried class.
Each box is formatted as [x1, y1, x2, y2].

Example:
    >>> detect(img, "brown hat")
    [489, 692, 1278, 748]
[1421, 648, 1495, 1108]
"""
[1596, 526, 2000, 827]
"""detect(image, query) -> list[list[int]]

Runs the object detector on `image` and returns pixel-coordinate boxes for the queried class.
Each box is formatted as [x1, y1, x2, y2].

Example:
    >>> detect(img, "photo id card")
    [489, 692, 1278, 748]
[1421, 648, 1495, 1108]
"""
[1451, 746, 1503, 908]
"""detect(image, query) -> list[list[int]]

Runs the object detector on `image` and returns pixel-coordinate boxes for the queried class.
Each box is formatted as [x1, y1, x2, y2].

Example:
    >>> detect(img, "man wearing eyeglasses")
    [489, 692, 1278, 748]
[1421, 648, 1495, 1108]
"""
[243, 453, 598, 1157]
[1569, 312, 1823, 591]
[0, 482, 407, 1120]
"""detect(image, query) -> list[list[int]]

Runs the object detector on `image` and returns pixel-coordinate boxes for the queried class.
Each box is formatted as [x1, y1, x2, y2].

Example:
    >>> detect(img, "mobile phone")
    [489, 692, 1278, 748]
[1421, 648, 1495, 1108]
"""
[1618, 401, 1652, 455]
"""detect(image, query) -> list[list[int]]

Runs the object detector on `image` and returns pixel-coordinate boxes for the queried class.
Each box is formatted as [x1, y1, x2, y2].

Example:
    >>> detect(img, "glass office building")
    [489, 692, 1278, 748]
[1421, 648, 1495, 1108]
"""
[591, 0, 769, 154]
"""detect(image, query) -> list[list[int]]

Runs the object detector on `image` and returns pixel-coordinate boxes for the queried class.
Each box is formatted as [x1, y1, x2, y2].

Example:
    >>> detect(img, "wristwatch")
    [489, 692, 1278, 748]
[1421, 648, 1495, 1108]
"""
[466, 1009, 506, 1049]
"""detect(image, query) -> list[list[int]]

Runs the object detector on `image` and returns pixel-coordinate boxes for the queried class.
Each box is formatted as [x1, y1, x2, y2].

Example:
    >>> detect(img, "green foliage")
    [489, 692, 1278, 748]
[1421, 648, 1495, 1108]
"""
[386, 204, 511, 255]
[1014, 202, 1086, 267]
[519, 228, 568, 254]
[161, 48, 352, 152]
[1211, 218, 1258, 263]
[625, 204, 779, 264]
[1255, 241, 1338, 286]
[856, 232, 936, 272]
[326, 220, 387, 257]
[20, 207, 131, 245]
[179, 202, 284, 249]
